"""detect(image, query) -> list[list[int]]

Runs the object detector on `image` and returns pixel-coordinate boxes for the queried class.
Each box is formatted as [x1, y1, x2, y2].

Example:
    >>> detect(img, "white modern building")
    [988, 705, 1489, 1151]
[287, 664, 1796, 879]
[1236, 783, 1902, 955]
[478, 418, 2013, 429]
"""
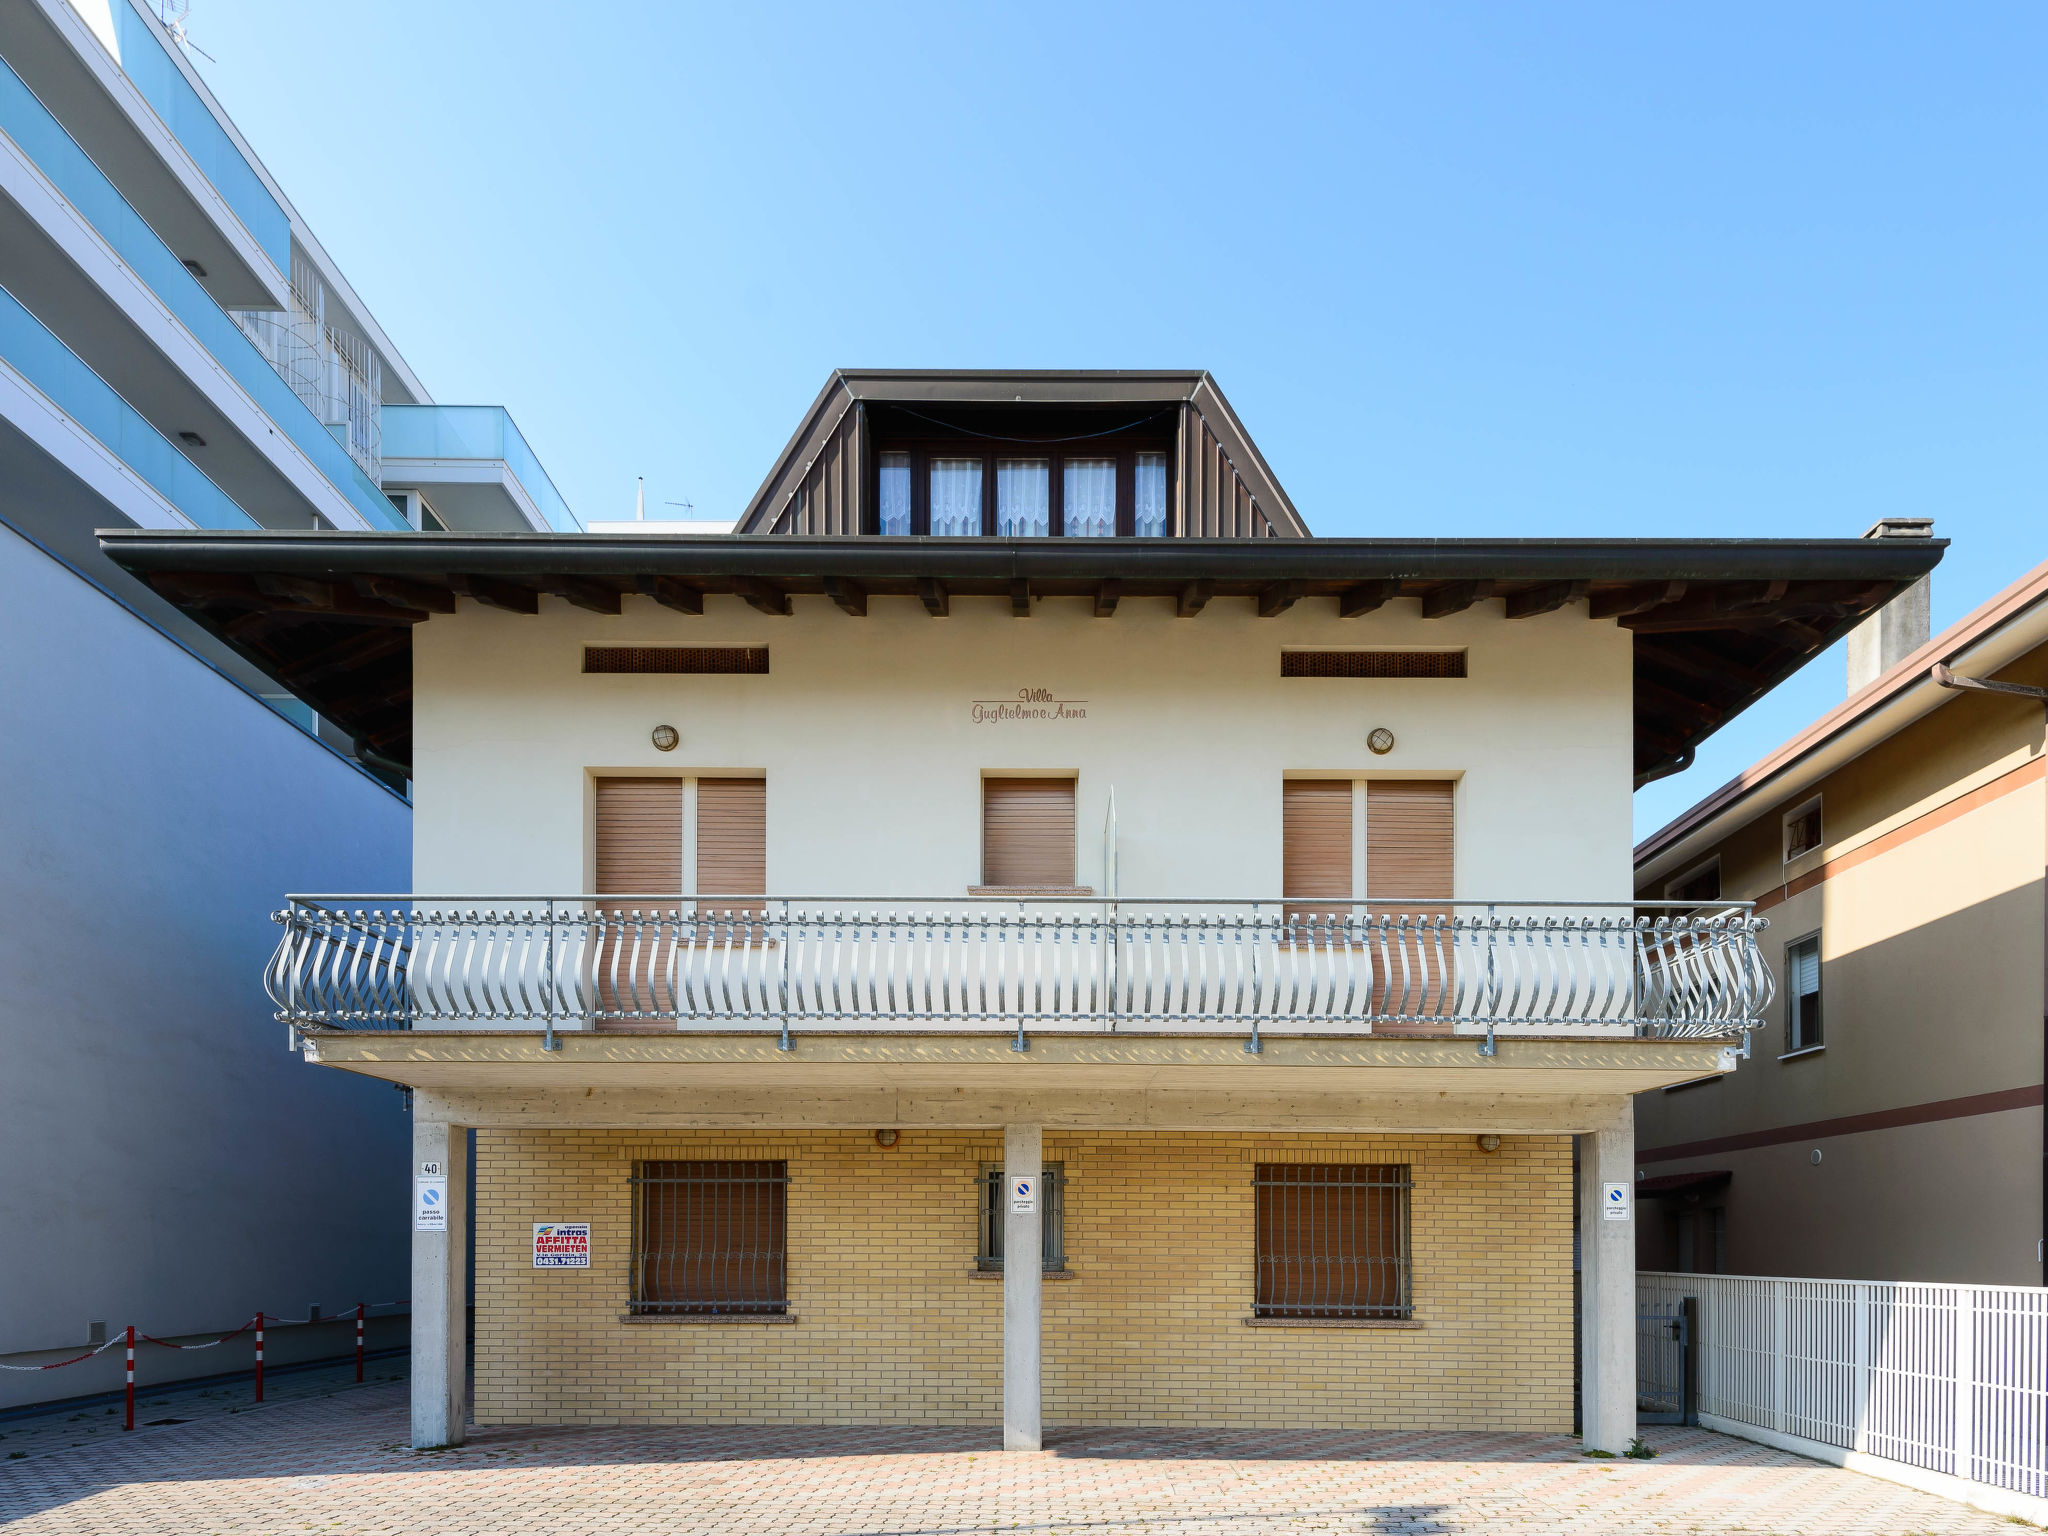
[0, 0, 578, 1407]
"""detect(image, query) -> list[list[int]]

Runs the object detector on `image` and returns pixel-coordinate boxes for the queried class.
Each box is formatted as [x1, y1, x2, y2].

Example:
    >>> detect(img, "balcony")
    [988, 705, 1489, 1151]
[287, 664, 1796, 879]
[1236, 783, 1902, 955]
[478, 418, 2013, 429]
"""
[381, 406, 581, 532]
[269, 896, 1772, 1053]
[0, 54, 406, 531]
[0, 278, 253, 528]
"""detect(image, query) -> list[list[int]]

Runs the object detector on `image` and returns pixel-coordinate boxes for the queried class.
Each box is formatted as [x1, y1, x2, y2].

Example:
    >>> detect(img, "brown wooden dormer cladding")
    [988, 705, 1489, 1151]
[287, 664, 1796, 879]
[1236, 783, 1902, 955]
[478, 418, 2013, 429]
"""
[740, 371, 1307, 539]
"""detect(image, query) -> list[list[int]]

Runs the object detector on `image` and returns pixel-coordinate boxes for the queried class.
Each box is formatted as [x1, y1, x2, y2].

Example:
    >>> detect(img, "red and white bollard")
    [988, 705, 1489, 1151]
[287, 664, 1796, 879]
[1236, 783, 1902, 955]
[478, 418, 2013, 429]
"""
[123, 1325, 134, 1431]
[354, 1303, 364, 1383]
[253, 1313, 264, 1403]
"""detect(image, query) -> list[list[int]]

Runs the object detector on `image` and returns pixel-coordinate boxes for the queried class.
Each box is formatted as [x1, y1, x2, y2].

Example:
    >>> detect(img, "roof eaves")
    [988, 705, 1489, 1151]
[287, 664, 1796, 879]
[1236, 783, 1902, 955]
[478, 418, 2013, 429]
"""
[1634, 555, 2048, 879]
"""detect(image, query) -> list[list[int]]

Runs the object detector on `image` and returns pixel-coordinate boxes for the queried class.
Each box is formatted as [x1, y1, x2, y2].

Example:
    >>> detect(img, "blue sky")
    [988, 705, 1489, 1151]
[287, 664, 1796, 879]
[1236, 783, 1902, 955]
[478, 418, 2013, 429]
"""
[182, 1, 2044, 837]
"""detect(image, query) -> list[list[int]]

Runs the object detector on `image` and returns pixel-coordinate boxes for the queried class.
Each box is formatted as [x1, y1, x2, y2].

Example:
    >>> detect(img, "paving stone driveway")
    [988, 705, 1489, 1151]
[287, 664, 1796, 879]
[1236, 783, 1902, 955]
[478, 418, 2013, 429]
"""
[0, 1379, 2023, 1535]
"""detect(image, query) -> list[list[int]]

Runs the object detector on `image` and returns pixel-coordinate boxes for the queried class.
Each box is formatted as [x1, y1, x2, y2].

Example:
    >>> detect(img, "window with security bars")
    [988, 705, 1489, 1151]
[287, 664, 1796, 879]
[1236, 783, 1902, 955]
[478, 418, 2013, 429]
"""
[976, 1163, 1066, 1272]
[630, 1160, 787, 1314]
[1254, 1164, 1411, 1320]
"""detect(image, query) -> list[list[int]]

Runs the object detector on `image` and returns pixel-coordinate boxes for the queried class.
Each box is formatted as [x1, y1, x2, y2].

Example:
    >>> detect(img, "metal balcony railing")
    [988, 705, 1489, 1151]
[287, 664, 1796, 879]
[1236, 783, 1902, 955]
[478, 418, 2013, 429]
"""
[268, 896, 1771, 1054]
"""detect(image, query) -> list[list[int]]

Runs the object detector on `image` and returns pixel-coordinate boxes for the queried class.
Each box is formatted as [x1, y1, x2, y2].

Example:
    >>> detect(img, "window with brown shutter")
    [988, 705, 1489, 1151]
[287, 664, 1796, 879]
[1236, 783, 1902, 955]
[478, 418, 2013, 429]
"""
[981, 778, 1076, 889]
[594, 778, 682, 893]
[631, 1160, 787, 1315]
[591, 778, 684, 1026]
[1283, 779, 1353, 936]
[1254, 1164, 1412, 1320]
[696, 777, 767, 940]
[1367, 780, 1454, 1030]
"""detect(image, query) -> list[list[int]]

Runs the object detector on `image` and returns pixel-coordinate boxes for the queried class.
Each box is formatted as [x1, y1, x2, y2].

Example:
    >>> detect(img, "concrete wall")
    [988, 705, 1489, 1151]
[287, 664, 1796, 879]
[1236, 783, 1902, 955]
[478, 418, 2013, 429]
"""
[1636, 644, 2047, 1285]
[474, 1128, 1573, 1430]
[411, 591, 1635, 902]
[0, 524, 412, 1404]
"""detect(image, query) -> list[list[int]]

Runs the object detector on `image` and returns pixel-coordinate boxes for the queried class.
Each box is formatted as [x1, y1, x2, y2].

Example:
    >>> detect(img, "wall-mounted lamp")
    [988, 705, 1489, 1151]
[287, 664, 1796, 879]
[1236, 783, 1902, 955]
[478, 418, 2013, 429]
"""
[1368, 727, 1396, 755]
[874, 1129, 899, 1148]
[651, 724, 679, 752]
[1475, 1134, 1501, 1154]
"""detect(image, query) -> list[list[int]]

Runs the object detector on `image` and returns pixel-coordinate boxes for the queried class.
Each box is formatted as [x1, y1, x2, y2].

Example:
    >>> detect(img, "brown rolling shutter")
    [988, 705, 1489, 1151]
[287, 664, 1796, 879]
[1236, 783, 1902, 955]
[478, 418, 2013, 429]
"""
[696, 778, 768, 941]
[1283, 779, 1353, 937]
[1366, 781, 1453, 900]
[982, 778, 1075, 888]
[695, 778, 766, 896]
[1366, 780, 1454, 1031]
[592, 779, 682, 1029]
[594, 778, 682, 892]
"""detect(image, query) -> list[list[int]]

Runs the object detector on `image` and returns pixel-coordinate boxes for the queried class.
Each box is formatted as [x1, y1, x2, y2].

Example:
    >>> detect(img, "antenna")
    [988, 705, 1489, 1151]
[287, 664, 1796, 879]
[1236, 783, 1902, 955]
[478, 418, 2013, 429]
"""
[664, 500, 695, 518]
[154, 1, 216, 60]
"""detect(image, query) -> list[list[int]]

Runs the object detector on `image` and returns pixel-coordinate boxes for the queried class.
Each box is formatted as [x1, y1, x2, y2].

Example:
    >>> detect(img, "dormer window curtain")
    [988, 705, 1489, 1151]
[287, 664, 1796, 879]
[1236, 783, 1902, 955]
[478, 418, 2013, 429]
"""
[874, 449, 1170, 537]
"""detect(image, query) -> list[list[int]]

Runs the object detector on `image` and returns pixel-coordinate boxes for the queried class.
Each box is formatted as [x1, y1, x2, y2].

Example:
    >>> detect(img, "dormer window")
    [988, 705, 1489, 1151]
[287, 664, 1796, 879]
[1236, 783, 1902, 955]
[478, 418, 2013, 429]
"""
[863, 405, 1180, 537]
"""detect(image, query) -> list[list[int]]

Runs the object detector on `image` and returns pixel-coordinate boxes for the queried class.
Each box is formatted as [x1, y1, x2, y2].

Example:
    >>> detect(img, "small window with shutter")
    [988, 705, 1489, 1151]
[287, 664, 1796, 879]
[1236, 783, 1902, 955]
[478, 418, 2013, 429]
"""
[1282, 779, 1354, 934]
[1785, 934, 1822, 1053]
[979, 778, 1080, 891]
[1664, 857, 1721, 906]
[1366, 780, 1454, 1028]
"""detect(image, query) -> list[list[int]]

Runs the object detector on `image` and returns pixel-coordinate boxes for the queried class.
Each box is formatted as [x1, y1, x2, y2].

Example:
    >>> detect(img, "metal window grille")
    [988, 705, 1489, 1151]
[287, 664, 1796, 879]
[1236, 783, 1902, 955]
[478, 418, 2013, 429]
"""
[1254, 1163, 1412, 1320]
[977, 1163, 1065, 1272]
[1281, 650, 1466, 679]
[630, 1160, 787, 1315]
[584, 646, 770, 675]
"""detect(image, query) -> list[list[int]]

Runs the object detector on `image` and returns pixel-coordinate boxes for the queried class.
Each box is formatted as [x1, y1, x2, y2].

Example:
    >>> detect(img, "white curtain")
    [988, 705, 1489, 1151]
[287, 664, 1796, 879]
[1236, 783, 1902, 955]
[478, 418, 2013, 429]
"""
[1063, 457, 1116, 537]
[1134, 452, 1168, 537]
[878, 452, 911, 535]
[997, 459, 1049, 537]
[929, 458, 983, 537]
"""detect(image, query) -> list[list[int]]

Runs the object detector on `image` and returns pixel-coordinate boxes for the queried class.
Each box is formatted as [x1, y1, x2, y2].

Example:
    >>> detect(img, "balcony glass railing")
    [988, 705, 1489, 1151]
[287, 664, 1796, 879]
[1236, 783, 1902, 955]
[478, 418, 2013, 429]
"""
[93, 0, 290, 271]
[0, 57, 406, 532]
[382, 405, 583, 531]
[267, 895, 1773, 1052]
[0, 279, 254, 529]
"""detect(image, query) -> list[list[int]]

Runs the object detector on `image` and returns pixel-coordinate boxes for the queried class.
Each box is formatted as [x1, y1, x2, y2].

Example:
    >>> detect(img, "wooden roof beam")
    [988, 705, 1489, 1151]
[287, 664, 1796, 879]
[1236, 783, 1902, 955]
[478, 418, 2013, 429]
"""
[1338, 579, 1401, 618]
[639, 576, 703, 615]
[536, 576, 624, 616]
[1095, 579, 1121, 618]
[1257, 579, 1305, 617]
[351, 574, 456, 614]
[452, 574, 539, 615]
[730, 576, 793, 617]
[1421, 580, 1492, 619]
[1589, 581, 1686, 620]
[1176, 579, 1213, 618]
[1504, 579, 1589, 619]
[823, 576, 869, 617]
[919, 578, 950, 617]
[1009, 578, 1032, 617]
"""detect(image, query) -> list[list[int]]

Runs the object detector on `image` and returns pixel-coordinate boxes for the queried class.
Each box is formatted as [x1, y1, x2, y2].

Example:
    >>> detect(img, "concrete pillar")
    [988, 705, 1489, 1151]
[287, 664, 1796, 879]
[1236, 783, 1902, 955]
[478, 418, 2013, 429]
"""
[1002, 1122, 1043, 1451]
[1577, 1110, 1637, 1454]
[410, 1113, 468, 1449]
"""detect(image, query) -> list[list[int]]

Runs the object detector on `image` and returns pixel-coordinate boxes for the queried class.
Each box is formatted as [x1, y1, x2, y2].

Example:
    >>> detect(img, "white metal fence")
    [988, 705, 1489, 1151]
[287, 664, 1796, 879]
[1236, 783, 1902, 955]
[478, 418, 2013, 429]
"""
[1641, 1271, 2048, 1499]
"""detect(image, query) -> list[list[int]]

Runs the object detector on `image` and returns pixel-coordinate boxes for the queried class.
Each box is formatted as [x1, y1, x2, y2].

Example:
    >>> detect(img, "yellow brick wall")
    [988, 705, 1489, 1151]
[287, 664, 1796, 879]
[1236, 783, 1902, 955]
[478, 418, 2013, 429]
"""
[473, 1129, 1573, 1431]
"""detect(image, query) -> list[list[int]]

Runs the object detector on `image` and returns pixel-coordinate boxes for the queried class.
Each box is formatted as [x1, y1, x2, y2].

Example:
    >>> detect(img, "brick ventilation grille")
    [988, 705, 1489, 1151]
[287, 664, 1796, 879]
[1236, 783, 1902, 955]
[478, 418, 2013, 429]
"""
[1281, 650, 1466, 679]
[584, 647, 770, 675]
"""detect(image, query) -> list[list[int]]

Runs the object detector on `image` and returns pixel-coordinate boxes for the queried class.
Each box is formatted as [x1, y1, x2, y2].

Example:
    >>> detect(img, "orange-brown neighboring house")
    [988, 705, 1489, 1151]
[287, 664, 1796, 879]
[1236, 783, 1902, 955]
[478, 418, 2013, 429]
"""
[1635, 525, 2047, 1285]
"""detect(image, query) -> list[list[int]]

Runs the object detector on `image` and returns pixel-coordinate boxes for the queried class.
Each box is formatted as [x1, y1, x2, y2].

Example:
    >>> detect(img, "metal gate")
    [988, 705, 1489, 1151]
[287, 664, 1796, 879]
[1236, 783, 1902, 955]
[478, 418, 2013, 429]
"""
[1637, 1297, 1695, 1424]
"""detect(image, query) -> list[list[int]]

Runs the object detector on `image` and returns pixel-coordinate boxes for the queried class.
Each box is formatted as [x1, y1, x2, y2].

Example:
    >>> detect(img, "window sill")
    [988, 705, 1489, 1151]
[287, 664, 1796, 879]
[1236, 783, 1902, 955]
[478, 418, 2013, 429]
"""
[967, 886, 1096, 898]
[968, 1268, 1076, 1281]
[1243, 1317, 1421, 1329]
[620, 1312, 797, 1325]
[1778, 1045, 1826, 1061]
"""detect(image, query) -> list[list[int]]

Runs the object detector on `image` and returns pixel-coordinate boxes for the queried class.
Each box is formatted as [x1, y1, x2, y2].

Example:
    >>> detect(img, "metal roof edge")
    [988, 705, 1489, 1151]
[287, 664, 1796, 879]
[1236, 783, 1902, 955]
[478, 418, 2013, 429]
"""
[1634, 555, 2048, 884]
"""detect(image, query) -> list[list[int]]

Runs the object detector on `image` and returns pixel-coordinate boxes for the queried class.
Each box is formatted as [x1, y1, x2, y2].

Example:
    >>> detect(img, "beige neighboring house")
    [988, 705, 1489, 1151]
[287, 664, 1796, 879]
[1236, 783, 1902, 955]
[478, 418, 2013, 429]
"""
[1634, 525, 2046, 1286]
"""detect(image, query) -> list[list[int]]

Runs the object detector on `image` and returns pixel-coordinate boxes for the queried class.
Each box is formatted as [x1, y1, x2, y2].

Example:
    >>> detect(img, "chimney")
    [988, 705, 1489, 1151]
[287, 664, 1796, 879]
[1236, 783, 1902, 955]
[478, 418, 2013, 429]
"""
[1846, 518, 1934, 695]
